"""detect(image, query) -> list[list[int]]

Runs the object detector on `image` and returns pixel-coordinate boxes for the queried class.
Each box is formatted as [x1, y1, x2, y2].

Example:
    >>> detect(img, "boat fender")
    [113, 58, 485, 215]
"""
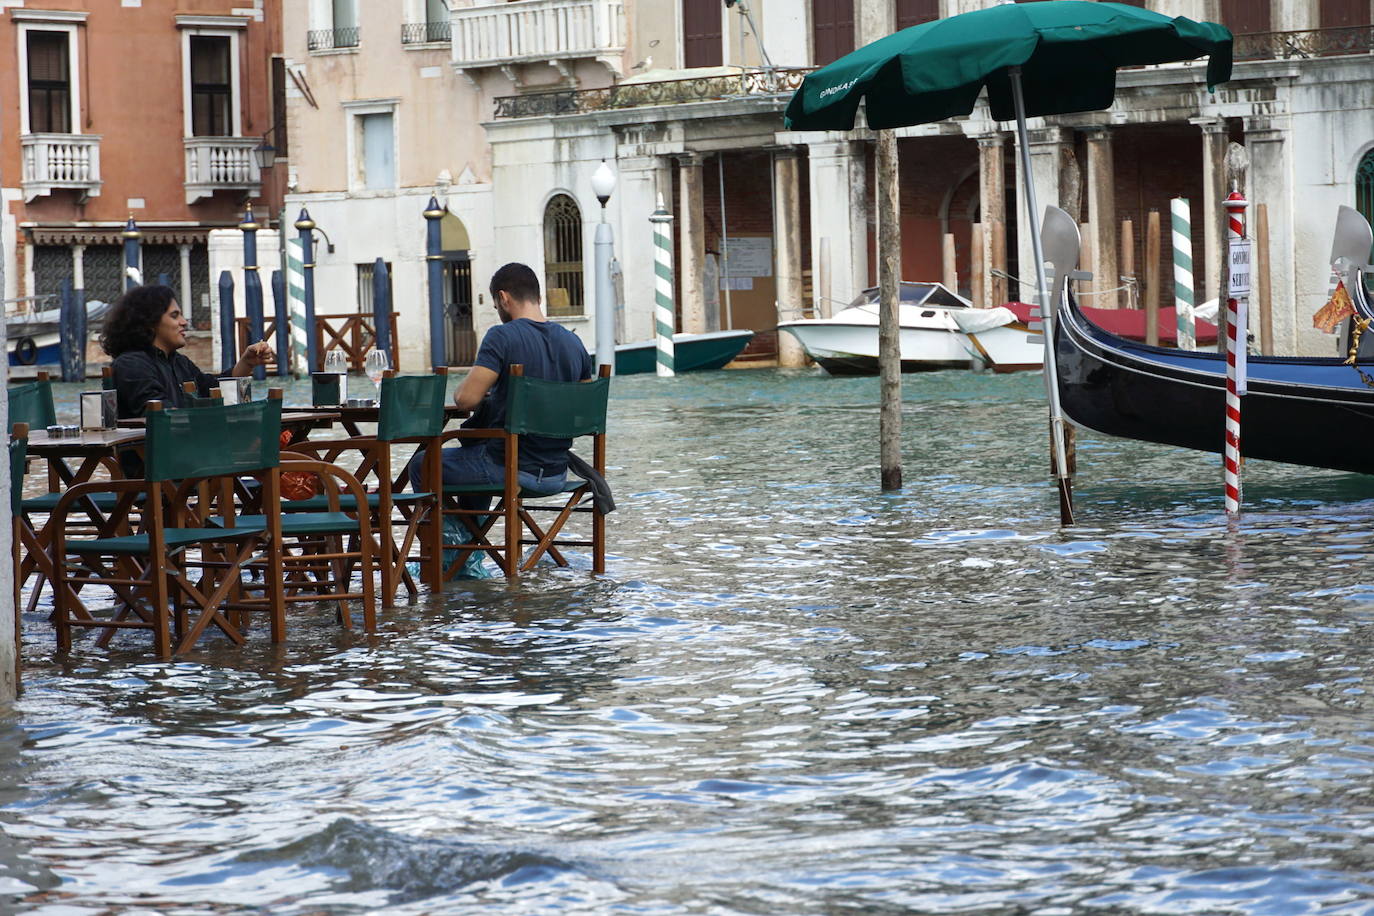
[13, 336, 37, 365]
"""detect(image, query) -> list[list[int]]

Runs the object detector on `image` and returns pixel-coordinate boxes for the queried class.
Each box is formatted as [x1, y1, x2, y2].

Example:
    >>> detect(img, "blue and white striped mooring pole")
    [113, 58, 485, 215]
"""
[294, 208, 319, 372]
[1171, 197, 1195, 351]
[650, 195, 675, 377]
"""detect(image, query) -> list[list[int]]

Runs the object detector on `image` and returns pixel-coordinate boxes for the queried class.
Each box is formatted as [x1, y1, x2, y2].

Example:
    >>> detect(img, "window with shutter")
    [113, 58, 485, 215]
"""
[1220, 0, 1271, 33]
[813, 0, 855, 67]
[26, 31, 71, 134]
[190, 36, 232, 137]
[1321, 0, 1371, 28]
[683, 0, 723, 68]
[895, 0, 938, 31]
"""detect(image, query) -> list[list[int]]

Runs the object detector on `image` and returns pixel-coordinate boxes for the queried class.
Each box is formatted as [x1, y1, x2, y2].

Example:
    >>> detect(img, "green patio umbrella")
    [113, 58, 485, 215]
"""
[784, 0, 1231, 523]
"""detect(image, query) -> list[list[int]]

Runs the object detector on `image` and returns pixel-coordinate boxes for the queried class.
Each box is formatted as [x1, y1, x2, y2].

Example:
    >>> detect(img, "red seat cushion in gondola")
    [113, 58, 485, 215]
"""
[1003, 302, 1220, 346]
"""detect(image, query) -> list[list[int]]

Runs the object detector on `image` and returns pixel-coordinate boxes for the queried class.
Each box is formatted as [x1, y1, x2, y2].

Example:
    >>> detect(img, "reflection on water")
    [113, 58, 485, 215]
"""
[3, 370, 1374, 913]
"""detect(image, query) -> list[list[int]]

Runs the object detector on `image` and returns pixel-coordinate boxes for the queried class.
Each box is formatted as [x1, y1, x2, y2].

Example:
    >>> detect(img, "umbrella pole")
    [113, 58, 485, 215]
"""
[1009, 65, 1075, 525]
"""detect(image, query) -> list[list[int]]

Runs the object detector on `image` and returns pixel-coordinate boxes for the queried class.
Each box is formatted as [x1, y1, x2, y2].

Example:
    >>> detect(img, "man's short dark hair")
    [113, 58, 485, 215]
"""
[489, 262, 541, 306]
[100, 284, 177, 357]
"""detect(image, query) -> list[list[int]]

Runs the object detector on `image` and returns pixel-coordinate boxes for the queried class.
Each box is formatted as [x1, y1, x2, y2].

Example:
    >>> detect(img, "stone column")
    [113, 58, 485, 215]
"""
[1245, 116, 1298, 354]
[178, 244, 193, 320]
[976, 133, 1008, 306]
[773, 148, 806, 367]
[616, 155, 670, 345]
[1192, 116, 1229, 308]
[1084, 129, 1119, 309]
[1013, 127, 1073, 304]
[71, 245, 86, 291]
[677, 153, 707, 334]
[807, 138, 868, 317]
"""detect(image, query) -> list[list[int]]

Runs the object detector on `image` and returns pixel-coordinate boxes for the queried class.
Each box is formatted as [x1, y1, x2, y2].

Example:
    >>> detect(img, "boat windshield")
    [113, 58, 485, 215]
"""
[847, 282, 968, 310]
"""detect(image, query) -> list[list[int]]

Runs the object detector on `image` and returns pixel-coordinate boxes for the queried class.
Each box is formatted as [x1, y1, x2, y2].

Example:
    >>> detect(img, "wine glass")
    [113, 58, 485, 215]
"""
[365, 348, 389, 395]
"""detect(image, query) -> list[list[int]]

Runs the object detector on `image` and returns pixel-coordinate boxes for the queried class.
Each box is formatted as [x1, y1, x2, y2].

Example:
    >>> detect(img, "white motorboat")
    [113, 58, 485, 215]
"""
[778, 282, 1041, 374]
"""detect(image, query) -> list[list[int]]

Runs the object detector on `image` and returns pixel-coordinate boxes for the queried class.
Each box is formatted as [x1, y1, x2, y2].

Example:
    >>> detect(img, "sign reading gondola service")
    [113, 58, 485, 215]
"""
[1228, 240, 1252, 298]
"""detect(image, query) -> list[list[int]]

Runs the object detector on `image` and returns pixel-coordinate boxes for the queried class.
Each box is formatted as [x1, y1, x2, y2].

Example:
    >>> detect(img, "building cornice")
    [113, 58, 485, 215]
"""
[10, 9, 89, 23]
[175, 15, 250, 30]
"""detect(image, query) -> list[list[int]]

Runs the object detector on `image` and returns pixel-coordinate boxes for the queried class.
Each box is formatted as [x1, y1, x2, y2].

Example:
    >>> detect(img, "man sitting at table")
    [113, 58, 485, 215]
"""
[409, 261, 593, 501]
[102, 284, 274, 419]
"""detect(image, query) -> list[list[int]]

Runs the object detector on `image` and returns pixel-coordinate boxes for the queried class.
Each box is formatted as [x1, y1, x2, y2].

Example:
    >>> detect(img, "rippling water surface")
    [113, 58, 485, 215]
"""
[3, 369, 1374, 914]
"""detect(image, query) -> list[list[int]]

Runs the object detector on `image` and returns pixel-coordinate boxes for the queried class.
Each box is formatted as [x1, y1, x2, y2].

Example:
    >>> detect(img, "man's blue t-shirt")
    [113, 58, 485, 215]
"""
[472, 318, 593, 475]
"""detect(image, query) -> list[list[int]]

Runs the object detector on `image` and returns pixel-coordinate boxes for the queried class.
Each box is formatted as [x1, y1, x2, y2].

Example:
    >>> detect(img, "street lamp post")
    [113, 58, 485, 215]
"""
[424, 196, 447, 370]
[591, 160, 617, 373]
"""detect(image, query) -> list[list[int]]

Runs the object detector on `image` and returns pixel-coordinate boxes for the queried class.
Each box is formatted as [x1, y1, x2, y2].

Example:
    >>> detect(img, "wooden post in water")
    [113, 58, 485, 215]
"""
[877, 130, 902, 492]
[1256, 203, 1272, 355]
[1078, 221, 1094, 303]
[970, 223, 985, 308]
[1120, 218, 1135, 308]
[1144, 209, 1161, 346]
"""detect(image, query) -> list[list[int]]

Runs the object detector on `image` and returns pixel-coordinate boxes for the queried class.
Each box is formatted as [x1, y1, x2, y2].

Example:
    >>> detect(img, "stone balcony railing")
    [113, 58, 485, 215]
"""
[1233, 24, 1374, 61]
[494, 66, 811, 118]
[452, 0, 624, 79]
[491, 26, 1374, 121]
[184, 136, 262, 205]
[20, 133, 102, 202]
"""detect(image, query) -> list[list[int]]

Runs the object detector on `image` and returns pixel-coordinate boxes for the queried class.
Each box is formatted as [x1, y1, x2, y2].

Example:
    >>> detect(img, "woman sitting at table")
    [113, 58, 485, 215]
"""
[102, 284, 274, 419]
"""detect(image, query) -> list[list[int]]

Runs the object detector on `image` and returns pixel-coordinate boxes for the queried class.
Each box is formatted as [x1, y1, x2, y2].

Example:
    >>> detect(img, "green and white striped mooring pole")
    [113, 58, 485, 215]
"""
[1171, 197, 1196, 351]
[650, 194, 676, 377]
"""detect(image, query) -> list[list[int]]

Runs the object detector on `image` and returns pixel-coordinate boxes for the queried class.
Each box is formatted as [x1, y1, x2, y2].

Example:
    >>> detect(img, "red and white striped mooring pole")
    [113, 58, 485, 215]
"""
[1224, 190, 1250, 516]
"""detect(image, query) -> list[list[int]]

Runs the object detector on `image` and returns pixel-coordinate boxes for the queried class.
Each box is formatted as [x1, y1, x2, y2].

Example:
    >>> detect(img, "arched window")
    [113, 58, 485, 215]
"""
[543, 194, 584, 316]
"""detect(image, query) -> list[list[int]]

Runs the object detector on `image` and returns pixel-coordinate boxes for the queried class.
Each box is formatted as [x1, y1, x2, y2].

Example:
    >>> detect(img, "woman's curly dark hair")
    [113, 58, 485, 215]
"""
[100, 284, 177, 357]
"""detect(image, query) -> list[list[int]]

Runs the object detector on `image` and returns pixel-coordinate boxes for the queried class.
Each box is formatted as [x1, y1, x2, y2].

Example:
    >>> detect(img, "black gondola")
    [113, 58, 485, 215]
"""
[1055, 274, 1374, 475]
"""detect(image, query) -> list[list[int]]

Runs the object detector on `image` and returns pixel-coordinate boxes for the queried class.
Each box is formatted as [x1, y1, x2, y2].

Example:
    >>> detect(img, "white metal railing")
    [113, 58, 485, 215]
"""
[184, 136, 261, 203]
[451, 0, 625, 69]
[20, 133, 101, 200]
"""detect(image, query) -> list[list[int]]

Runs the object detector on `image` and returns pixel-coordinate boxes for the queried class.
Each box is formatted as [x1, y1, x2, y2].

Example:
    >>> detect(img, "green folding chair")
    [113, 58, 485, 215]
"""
[436, 364, 611, 578]
[10, 423, 28, 691]
[10, 373, 122, 616]
[51, 394, 288, 657]
[284, 371, 449, 605]
[178, 382, 377, 631]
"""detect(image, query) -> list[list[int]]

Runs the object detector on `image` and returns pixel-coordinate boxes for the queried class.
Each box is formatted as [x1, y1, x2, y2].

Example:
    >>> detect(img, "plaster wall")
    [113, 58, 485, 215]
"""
[277, 184, 495, 371]
[284, 0, 489, 195]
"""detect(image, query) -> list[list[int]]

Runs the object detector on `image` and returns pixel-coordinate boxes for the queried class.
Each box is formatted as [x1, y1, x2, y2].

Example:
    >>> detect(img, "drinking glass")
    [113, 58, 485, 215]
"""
[324, 349, 347, 401]
[365, 348, 389, 393]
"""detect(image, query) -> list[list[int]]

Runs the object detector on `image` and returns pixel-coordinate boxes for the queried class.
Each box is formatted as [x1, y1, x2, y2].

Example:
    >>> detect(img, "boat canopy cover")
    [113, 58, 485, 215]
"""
[950, 306, 1017, 334]
[848, 282, 970, 310]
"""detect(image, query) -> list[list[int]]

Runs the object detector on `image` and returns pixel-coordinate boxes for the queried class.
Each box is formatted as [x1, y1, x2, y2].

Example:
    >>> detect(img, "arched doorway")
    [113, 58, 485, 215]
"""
[440, 212, 476, 366]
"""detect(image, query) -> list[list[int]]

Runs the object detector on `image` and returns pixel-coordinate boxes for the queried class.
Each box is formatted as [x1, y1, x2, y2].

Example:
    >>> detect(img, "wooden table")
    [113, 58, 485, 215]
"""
[118, 409, 341, 430]
[28, 428, 146, 486]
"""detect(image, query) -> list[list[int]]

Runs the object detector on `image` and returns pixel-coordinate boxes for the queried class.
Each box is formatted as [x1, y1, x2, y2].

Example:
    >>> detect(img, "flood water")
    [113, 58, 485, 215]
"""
[4, 369, 1374, 914]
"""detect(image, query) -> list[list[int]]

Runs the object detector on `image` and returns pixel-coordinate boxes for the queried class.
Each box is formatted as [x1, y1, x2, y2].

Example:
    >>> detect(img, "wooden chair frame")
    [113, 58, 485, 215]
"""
[436, 364, 610, 579]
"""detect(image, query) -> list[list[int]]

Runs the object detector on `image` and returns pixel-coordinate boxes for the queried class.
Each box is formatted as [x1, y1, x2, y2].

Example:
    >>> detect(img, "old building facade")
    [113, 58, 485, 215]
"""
[1, 0, 284, 336]
[283, 0, 1374, 370]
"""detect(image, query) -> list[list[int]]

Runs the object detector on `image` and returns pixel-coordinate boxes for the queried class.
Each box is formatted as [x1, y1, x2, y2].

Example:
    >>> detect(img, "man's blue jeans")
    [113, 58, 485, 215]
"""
[408, 443, 567, 513]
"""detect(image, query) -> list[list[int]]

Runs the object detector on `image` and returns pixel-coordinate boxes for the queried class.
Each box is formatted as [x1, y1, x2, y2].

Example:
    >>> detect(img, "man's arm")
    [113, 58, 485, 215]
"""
[229, 341, 274, 377]
[453, 366, 498, 411]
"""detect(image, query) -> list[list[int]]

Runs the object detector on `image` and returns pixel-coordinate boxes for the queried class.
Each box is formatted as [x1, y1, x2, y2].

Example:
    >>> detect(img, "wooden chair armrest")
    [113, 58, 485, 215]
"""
[435, 427, 505, 446]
